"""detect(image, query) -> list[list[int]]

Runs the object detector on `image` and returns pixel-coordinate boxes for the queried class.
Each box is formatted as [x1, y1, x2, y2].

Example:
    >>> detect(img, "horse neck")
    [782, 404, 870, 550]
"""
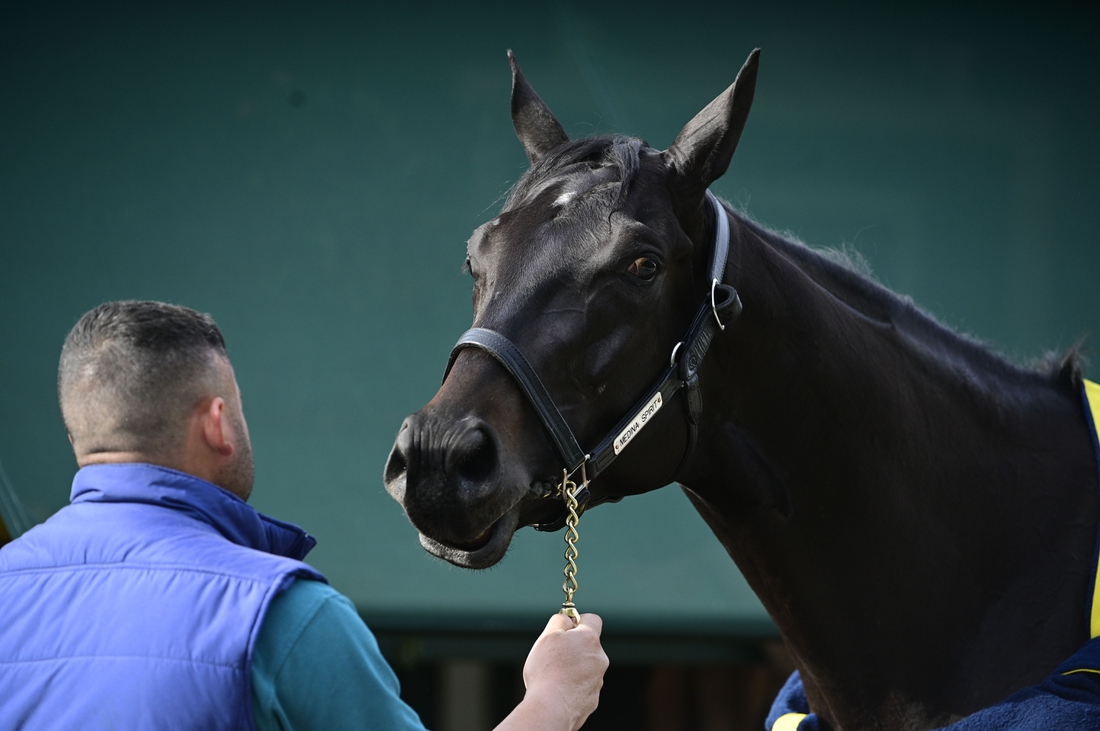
[681, 208, 1098, 728]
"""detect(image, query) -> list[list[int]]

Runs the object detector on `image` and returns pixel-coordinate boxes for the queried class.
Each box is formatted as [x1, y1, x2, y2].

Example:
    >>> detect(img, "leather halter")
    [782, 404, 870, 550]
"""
[442, 190, 742, 529]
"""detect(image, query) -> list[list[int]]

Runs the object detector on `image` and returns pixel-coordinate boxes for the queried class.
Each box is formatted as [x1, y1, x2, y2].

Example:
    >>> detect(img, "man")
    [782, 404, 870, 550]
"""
[0, 300, 608, 730]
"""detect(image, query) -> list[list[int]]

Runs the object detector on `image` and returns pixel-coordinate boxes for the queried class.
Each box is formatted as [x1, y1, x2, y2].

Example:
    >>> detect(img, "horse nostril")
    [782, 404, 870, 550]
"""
[384, 421, 412, 498]
[385, 443, 408, 480]
[452, 424, 498, 487]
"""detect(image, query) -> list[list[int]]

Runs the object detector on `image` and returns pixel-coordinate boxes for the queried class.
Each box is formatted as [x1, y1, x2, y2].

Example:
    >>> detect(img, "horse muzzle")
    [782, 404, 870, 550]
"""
[384, 409, 535, 568]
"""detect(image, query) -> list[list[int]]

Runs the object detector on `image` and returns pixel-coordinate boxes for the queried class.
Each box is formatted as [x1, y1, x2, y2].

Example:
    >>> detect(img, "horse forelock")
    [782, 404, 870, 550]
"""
[478, 136, 650, 296]
[505, 136, 646, 214]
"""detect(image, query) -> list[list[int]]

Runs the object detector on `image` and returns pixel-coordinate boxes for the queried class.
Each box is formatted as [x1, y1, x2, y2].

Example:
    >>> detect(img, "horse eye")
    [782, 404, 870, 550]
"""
[627, 257, 658, 281]
[463, 255, 472, 275]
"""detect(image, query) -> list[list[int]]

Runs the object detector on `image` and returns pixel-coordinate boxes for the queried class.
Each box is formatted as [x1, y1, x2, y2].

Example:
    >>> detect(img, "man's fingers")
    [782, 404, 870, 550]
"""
[541, 612, 603, 634]
[576, 613, 603, 635]
[543, 613, 578, 633]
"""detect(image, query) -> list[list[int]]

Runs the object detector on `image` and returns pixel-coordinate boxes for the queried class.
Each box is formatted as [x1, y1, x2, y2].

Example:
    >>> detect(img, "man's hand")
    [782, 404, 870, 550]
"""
[496, 613, 609, 731]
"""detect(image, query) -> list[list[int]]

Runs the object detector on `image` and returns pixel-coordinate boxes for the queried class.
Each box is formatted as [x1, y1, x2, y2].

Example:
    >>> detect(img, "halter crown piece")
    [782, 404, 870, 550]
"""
[442, 190, 742, 528]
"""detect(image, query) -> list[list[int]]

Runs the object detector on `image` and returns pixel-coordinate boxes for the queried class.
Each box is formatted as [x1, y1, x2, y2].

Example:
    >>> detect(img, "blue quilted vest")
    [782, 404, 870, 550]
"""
[0, 463, 326, 731]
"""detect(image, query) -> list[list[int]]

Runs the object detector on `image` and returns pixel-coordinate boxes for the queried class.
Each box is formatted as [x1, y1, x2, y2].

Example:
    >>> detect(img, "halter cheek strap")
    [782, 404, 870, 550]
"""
[442, 190, 742, 528]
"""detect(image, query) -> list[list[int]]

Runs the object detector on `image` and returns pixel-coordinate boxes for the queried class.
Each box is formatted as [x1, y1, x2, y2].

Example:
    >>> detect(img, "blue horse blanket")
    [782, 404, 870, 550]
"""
[766, 637, 1100, 730]
[765, 380, 1100, 730]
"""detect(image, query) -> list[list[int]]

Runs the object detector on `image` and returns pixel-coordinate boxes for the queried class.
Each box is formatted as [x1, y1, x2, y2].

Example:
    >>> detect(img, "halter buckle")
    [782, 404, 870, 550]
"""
[670, 341, 685, 368]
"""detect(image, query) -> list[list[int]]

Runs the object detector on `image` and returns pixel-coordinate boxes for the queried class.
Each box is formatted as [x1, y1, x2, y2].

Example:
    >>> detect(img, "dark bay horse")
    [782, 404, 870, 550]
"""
[384, 50, 1099, 730]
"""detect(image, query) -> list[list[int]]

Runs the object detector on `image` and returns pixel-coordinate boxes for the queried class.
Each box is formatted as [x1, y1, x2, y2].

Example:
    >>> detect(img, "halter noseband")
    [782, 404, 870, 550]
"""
[442, 190, 742, 530]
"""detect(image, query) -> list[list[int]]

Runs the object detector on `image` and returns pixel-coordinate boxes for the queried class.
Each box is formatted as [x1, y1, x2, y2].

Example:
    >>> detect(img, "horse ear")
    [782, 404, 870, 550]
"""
[509, 50, 569, 164]
[665, 49, 760, 200]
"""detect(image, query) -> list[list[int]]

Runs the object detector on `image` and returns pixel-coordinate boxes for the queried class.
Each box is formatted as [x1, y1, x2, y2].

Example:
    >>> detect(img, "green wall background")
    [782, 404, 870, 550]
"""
[2, 1, 1098, 634]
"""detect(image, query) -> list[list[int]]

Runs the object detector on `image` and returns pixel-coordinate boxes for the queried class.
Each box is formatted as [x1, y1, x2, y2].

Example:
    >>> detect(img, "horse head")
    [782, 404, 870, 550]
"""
[384, 50, 760, 569]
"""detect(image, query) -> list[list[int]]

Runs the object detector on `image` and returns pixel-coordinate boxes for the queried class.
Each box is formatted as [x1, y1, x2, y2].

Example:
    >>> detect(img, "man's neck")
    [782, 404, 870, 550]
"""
[77, 451, 175, 469]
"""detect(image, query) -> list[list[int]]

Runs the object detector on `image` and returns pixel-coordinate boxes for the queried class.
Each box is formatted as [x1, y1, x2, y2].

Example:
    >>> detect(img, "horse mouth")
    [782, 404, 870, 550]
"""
[450, 526, 494, 551]
[418, 508, 520, 569]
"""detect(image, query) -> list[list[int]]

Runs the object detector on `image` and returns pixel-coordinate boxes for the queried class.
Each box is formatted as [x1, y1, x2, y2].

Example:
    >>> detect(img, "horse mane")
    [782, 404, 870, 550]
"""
[728, 204, 1086, 391]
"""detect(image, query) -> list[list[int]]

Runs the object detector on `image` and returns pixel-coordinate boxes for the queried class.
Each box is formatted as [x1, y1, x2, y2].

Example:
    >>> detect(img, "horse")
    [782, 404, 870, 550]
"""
[383, 49, 1100, 730]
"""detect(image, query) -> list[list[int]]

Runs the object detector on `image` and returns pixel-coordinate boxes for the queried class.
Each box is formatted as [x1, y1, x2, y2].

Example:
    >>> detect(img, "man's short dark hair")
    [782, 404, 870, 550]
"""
[59, 301, 229, 458]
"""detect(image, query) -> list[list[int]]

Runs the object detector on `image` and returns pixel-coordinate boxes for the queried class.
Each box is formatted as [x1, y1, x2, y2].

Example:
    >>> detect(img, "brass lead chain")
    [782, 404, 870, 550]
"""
[559, 468, 583, 622]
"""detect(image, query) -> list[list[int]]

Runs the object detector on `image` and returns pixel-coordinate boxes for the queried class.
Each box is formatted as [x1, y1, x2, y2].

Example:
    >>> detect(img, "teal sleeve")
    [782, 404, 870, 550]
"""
[251, 579, 428, 731]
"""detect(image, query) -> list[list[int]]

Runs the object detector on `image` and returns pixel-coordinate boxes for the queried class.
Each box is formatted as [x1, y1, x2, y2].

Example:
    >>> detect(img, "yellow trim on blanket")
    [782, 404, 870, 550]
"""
[773, 712, 808, 731]
[1063, 667, 1100, 676]
[1085, 380, 1100, 639]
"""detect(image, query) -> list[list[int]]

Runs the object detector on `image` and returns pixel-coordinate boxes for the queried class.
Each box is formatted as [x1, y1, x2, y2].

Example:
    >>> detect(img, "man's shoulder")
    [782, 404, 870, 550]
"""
[2, 494, 323, 586]
[256, 579, 368, 668]
[265, 578, 351, 628]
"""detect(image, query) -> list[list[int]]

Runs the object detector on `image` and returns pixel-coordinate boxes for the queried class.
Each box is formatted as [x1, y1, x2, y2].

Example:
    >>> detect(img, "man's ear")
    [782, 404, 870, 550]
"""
[199, 397, 234, 457]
